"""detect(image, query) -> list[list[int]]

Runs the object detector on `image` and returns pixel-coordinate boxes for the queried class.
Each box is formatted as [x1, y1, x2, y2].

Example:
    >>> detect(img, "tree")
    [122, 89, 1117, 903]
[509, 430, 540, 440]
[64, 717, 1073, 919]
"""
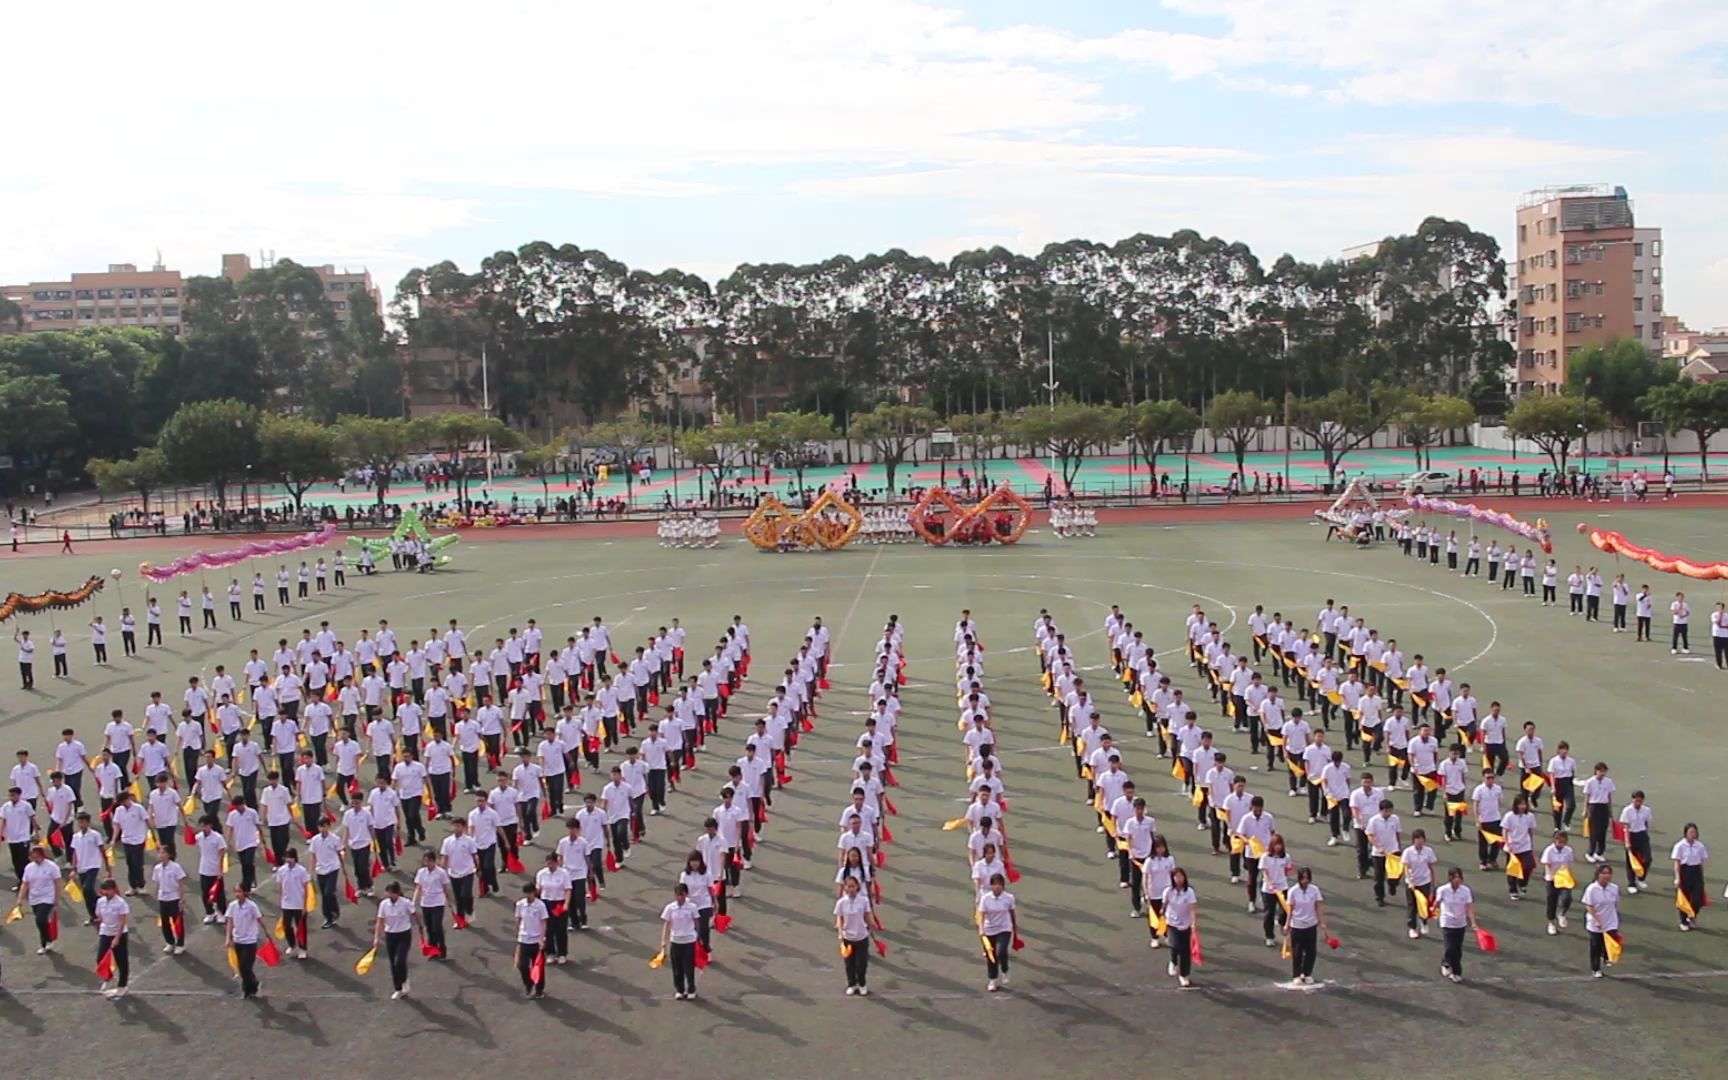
[411, 413, 521, 505]
[0, 370, 75, 490]
[1642, 380, 1728, 481]
[580, 418, 667, 501]
[1205, 390, 1271, 480]
[1505, 393, 1606, 475]
[677, 419, 754, 501]
[258, 413, 343, 514]
[1566, 336, 1677, 431]
[1289, 385, 1407, 482]
[516, 439, 567, 506]
[87, 447, 168, 515]
[0, 296, 22, 333]
[1125, 399, 1201, 493]
[1395, 393, 1477, 467]
[1013, 400, 1122, 489]
[850, 404, 938, 495]
[157, 399, 261, 510]
[333, 415, 416, 505]
[753, 410, 837, 491]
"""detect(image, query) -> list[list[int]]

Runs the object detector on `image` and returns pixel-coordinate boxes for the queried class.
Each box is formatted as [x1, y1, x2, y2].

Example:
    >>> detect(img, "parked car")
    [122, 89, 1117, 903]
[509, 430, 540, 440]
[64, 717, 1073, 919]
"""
[1398, 469, 1453, 495]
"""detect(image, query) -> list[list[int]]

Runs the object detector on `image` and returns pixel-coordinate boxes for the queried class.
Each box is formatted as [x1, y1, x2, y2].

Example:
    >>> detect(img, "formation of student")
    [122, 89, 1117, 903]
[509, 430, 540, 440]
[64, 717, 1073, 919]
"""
[1391, 522, 1715, 662]
[0, 604, 795, 1000]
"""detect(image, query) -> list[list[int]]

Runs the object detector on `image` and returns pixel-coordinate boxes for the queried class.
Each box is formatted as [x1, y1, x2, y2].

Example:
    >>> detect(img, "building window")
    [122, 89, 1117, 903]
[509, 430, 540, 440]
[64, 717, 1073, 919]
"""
[1634, 297, 1643, 311]
[1652, 324, 1662, 341]
[75, 289, 94, 300]
[1595, 283, 1604, 296]
[162, 304, 180, 317]
[1547, 317, 1557, 334]
[1652, 240, 1661, 257]
[161, 287, 178, 297]
[1519, 225, 1527, 243]
[1566, 314, 1581, 332]
[1653, 294, 1662, 313]
[119, 288, 137, 300]
[1633, 242, 1643, 257]
[1634, 324, 1642, 339]
[1652, 266, 1661, 282]
[140, 287, 156, 298]
[97, 288, 113, 300]
[139, 307, 156, 318]
[1548, 251, 1557, 268]
[1633, 269, 1643, 284]
[78, 310, 94, 320]
[118, 307, 137, 318]
[1566, 345, 1582, 359]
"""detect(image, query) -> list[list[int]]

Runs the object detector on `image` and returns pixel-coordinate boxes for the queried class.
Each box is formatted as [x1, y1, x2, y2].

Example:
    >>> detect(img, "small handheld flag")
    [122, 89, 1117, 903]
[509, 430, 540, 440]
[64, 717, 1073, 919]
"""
[355, 947, 377, 974]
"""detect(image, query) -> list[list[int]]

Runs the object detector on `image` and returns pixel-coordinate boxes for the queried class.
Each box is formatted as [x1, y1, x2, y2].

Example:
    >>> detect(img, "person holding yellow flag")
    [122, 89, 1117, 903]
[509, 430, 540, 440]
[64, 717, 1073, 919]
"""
[1671, 822, 1709, 931]
[658, 880, 700, 1000]
[1399, 831, 1439, 939]
[977, 871, 1018, 992]
[1284, 866, 1328, 986]
[1540, 829, 1576, 934]
[223, 881, 265, 999]
[1257, 834, 1292, 946]
[1582, 863, 1622, 977]
[834, 875, 874, 995]
[1502, 795, 1538, 901]
[1618, 791, 1653, 893]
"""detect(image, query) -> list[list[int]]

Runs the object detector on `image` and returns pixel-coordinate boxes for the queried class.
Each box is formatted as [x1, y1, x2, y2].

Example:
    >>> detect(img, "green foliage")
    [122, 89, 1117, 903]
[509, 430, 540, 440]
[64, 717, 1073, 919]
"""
[850, 403, 938, 493]
[1014, 400, 1123, 486]
[1642, 380, 1728, 480]
[1565, 336, 1677, 429]
[87, 447, 168, 512]
[1395, 393, 1477, 466]
[1205, 390, 1271, 477]
[157, 399, 261, 508]
[332, 415, 416, 503]
[1126, 399, 1201, 481]
[1505, 393, 1606, 474]
[1289, 385, 1407, 478]
[259, 413, 343, 512]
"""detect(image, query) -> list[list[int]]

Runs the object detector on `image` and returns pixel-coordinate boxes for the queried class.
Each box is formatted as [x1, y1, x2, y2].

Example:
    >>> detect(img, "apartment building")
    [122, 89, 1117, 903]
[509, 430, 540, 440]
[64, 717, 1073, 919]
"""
[0, 262, 184, 335]
[221, 253, 381, 326]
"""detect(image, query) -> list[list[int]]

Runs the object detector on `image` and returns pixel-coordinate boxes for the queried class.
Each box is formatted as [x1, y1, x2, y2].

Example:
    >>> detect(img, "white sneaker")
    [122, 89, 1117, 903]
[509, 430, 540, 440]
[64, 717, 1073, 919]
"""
[36, 947, 47, 956]
[1627, 884, 1638, 894]
[1230, 875, 1241, 885]
[1547, 922, 1557, 935]
[1593, 970, 1604, 979]
[174, 945, 186, 955]
[1327, 837, 1338, 847]
[391, 990, 403, 1000]
[1308, 816, 1318, 824]
[1408, 929, 1419, 939]
[1557, 915, 1568, 928]
[1418, 924, 1428, 937]
[1195, 823, 1206, 831]
[987, 979, 999, 992]
[1167, 961, 1177, 976]
[105, 986, 128, 998]
[1265, 937, 1276, 947]
[163, 944, 175, 954]
[858, 985, 869, 996]
[298, 948, 309, 959]
[1178, 976, 1192, 988]
[845, 986, 856, 996]
[743, 860, 753, 870]
[1448, 972, 1463, 983]
[998, 974, 1009, 987]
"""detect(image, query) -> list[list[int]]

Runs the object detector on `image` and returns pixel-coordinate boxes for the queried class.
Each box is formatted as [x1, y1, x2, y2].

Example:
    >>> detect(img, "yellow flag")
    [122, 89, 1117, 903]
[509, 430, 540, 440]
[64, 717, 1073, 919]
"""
[1582, 815, 1591, 838]
[1629, 850, 1647, 877]
[1521, 772, 1546, 793]
[1080, 765, 1094, 782]
[355, 947, 377, 974]
[1385, 852, 1405, 879]
[1413, 888, 1432, 920]
[1677, 890, 1698, 920]
[1445, 800, 1468, 816]
[145, 830, 158, 851]
[1146, 907, 1167, 936]
[1417, 774, 1440, 792]
[274, 915, 287, 940]
[65, 878, 85, 904]
[1170, 759, 1185, 780]
[1059, 727, 1071, 746]
[1553, 866, 1577, 890]
[182, 793, 197, 815]
[215, 740, 226, 760]
[227, 946, 240, 972]
[648, 949, 666, 969]
[1129, 691, 1144, 709]
[4, 905, 22, 924]
[980, 934, 996, 963]
[840, 940, 853, 958]
[1229, 835, 1245, 855]
[1280, 936, 1292, 959]
[1247, 836, 1267, 859]
[1268, 733, 1285, 749]
[1604, 932, 1623, 965]
[942, 818, 967, 831]
[306, 881, 318, 913]
[1190, 788, 1205, 808]
[1505, 855, 1526, 880]
[1480, 827, 1504, 846]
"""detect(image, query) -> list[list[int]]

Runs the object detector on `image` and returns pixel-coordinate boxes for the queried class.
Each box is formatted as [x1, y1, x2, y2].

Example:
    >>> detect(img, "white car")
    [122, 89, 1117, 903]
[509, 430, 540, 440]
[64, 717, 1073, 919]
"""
[1398, 469, 1453, 495]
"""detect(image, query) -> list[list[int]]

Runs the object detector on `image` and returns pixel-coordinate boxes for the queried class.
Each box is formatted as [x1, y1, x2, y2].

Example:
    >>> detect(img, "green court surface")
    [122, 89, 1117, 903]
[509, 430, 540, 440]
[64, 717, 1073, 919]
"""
[1, 510, 1725, 1078]
[116, 444, 1698, 519]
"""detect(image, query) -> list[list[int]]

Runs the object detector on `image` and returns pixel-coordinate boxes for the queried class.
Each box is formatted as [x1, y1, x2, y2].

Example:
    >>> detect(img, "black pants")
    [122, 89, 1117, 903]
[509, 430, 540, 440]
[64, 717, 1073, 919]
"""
[1289, 924, 1318, 978]
[1586, 595, 1601, 620]
[351, 847, 372, 891]
[1551, 777, 1575, 829]
[1637, 615, 1651, 640]
[386, 928, 412, 990]
[843, 937, 871, 986]
[32, 901, 55, 946]
[1545, 882, 1573, 921]
[19, 662, 33, 689]
[1465, 557, 1479, 576]
[422, 904, 446, 954]
[1714, 637, 1728, 668]
[1443, 926, 1466, 975]
[203, 609, 218, 629]
[669, 939, 697, 994]
[123, 842, 147, 889]
[236, 940, 260, 995]
[53, 654, 68, 677]
[451, 874, 475, 919]
[1626, 831, 1651, 885]
[1673, 624, 1690, 651]
[123, 631, 137, 656]
[148, 624, 162, 646]
[545, 901, 570, 958]
[647, 769, 667, 811]
[518, 941, 545, 994]
[93, 643, 107, 664]
[1543, 585, 1556, 603]
[98, 933, 130, 986]
[403, 798, 425, 844]
[231, 602, 242, 621]
[1166, 927, 1191, 977]
[477, 846, 498, 893]
[461, 751, 480, 791]
[1613, 603, 1627, 630]
[609, 819, 631, 859]
[1478, 825, 1502, 867]
[1586, 803, 1610, 858]
[317, 869, 341, 920]
[1679, 864, 1706, 926]
[1589, 930, 1611, 972]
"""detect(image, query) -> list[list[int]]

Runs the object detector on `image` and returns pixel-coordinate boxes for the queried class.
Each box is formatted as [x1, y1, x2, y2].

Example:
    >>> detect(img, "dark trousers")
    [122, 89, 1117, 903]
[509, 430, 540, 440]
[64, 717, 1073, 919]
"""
[647, 769, 667, 811]
[1545, 881, 1573, 921]
[1626, 831, 1651, 884]
[98, 933, 130, 986]
[351, 847, 372, 891]
[451, 874, 475, 918]
[1166, 927, 1191, 977]
[236, 940, 260, 995]
[478, 846, 498, 893]
[1637, 615, 1652, 640]
[1289, 924, 1318, 978]
[1589, 931, 1610, 972]
[423, 904, 446, 953]
[843, 937, 871, 986]
[386, 928, 412, 990]
[1551, 778, 1575, 829]
[317, 869, 341, 920]
[1674, 624, 1691, 650]
[1586, 803, 1610, 858]
[545, 902, 570, 958]
[1443, 926, 1465, 975]
[518, 941, 544, 994]
[403, 798, 425, 844]
[123, 842, 147, 889]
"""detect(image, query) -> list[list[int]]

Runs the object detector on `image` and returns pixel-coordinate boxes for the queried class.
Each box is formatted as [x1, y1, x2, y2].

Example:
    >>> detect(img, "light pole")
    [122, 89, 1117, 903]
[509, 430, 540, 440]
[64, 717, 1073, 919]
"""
[1043, 326, 1059, 489]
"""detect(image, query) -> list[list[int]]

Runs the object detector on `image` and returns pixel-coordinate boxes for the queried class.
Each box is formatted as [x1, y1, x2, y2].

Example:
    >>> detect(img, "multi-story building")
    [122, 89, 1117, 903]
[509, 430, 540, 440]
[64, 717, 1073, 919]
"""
[0, 262, 184, 335]
[221, 253, 381, 327]
[1514, 184, 1661, 393]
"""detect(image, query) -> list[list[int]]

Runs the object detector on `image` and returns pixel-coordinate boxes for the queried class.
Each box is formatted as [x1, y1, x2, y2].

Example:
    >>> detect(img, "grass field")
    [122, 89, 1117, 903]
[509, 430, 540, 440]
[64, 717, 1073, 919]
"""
[2, 506, 1727, 1079]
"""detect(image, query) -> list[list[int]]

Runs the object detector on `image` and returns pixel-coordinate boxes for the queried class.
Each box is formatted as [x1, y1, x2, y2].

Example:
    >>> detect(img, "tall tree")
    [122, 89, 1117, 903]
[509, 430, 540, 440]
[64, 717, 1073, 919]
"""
[0, 370, 74, 489]
[258, 412, 343, 514]
[1126, 399, 1201, 491]
[1395, 393, 1477, 467]
[850, 404, 938, 495]
[87, 447, 168, 515]
[333, 415, 416, 505]
[1642, 380, 1728, 481]
[753, 410, 837, 491]
[677, 420, 754, 499]
[579, 418, 667, 501]
[411, 413, 521, 505]
[1014, 400, 1122, 489]
[157, 398, 261, 510]
[1565, 336, 1678, 431]
[1289, 385, 1406, 481]
[1505, 393, 1606, 474]
[1205, 390, 1271, 479]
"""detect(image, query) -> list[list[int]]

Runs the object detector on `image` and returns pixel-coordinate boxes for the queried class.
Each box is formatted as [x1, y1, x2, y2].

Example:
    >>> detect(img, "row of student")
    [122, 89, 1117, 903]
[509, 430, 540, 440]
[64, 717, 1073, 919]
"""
[1395, 523, 1724, 659]
[0, 610, 787, 999]
[831, 616, 908, 995]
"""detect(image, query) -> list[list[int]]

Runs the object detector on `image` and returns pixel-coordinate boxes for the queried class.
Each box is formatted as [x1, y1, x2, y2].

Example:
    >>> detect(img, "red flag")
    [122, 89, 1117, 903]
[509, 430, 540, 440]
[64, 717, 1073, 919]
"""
[1011, 934, 1025, 952]
[873, 850, 886, 868]
[880, 822, 894, 844]
[884, 769, 899, 787]
[206, 877, 223, 904]
[173, 914, 185, 942]
[549, 900, 566, 917]
[1612, 821, 1628, 844]
[394, 833, 405, 857]
[684, 750, 697, 769]
[131, 759, 142, 775]
[478, 878, 489, 898]
[96, 945, 115, 980]
[694, 941, 710, 969]
[505, 850, 526, 875]
[896, 672, 907, 686]
[587, 879, 599, 902]
[609, 651, 622, 666]
[630, 818, 642, 842]
[529, 948, 546, 985]
[605, 851, 620, 873]
[452, 912, 469, 930]
[883, 797, 898, 816]
[263, 846, 279, 867]
[1189, 927, 1204, 967]
[874, 939, 888, 957]
[420, 940, 443, 958]
[709, 880, 723, 898]
[540, 798, 553, 821]
[871, 879, 882, 905]
[800, 717, 815, 733]
[886, 743, 899, 764]
[1325, 934, 1341, 950]
[570, 769, 581, 788]
[647, 689, 659, 707]
[258, 937, 282, 967]
[1475, 927, 1499, 953]
[713, 913, 733, 934]
[183, 824, 198, 846]
[1004, 854, 1021, 883]
[303, 828, 316, 840]
[344, 879, 359, 903]
[776, 772, 793, 787]
[46, 911, 59, 942]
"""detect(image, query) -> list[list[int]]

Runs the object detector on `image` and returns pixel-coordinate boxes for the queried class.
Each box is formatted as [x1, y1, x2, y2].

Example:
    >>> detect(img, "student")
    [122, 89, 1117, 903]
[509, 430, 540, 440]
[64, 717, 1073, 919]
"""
[151, 845, 187, 955]
[978, 871, 1019, 992]
[225, 881, 267, 999]
[1618, 790, 1653, 893]
[1141, 836, 1175, 948]
[1672, 823, 1709, 931]
[15, 629, 35, 690]
[1541, 830, 1576, 935]
[660, 881, 701, 1000]
[1471, 770, 1504, 871]
[834, 874, 875, 995]
[1670, 591, 1693, 654]
[373, 882, 420, 999]
[1634, 585, 1654, 642]
[94, 877, 131, 997]
[515, 882, 549, 999]
[1582, 763, 1615, 863]
[536, 852, 574, 965]
[1367, 799, 1403, 906]
[1435, 867, 1480, 983]
[16, 845, 61, 954]
[679, 851, 715, 954]
[412, 850, 450, 958]
[1582, 864, 1621, 977]
[1257, 834, 1292, 946]
[1160, 867, 1198, 988]
[275, 848, 312, 958]
[1547, 742, 1577, 831]
[1284, 866, 1328, 986]
[1503, 794, 1538, 900]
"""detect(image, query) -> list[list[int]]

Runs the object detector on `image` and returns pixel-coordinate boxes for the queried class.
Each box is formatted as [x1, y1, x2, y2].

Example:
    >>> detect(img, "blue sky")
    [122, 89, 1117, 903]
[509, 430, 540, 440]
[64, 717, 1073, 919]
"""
[4, 0, 1726, 325]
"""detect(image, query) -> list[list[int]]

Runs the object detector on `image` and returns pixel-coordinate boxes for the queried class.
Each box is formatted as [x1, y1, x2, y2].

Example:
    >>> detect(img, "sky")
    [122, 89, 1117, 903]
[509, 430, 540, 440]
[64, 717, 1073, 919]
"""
[4, 0, 1726, 327]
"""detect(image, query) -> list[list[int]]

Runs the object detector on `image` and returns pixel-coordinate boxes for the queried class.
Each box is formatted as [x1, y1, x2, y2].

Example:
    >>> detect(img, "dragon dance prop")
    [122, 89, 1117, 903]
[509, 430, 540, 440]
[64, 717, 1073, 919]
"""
[742, 491, 862, 551]
[1407, 495, 1551, 554]
[1578, 524, 1728, 580]
[908, 485, 1032, 546]
[0, 577, 105, 622]
[1315, 476, 1407, 530]
[346, 507, 460, 564]
[139, 525, 340, 584]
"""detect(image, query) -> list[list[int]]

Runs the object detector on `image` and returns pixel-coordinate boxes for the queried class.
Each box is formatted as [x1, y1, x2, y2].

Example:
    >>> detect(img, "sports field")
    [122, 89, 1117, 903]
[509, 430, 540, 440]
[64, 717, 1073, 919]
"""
[1, 505, 1726, 1079]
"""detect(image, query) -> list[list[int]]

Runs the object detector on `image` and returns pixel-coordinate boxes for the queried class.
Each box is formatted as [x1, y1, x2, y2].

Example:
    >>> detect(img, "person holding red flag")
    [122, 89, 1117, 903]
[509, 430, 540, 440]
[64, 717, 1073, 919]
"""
[411, 850, 450, 958]
[372, 881, 419, 999]
[1159, 868, 1198, 988]
[514, 881, 548, 999]
[1435, 866, 1481, 983]
[680, 850, 715, 955]
[274, 847, 312, 959]
[16, 845, 60, 954]
[150, 845, 187, 955]
[834, 874, 875, 995]
[93, 877, 130, 998]
[978, 871, 1018, 992]
[534, 851, 573, 965]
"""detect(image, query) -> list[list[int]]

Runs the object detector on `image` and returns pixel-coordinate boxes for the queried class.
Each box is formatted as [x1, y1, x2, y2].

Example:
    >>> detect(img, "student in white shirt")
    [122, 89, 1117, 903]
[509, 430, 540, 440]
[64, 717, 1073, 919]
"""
[150, 844, 188, 954]
[94, 877, 132, 996]
[833, 874, 876, 995]
[659, 881, 702, 1000]
[372, 881, 420, 998]
[1672, 822, 1709, 931]
[1284, 866, 1329, 986]
[1582, 864, 1621, 977]
[1619, 790, 1653, 892]
[411, 849, 450, 958]
[1582, 762, 1616, 863]
[1435, 866, 1480, 982]
[224, 882, 266, 998]
[1160, 868, 1198, 988]
[1671, 591, 1692, 654]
